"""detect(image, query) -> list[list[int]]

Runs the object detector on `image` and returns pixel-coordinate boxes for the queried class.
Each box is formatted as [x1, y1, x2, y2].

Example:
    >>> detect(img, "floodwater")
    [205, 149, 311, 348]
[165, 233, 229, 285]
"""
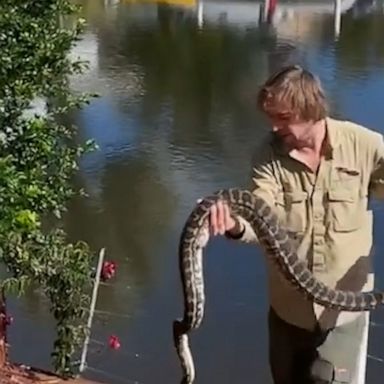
[8, 0, 384, 383]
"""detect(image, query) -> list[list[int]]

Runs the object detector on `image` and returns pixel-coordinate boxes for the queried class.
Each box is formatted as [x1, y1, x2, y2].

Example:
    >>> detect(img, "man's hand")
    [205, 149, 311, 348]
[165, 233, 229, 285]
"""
[207, 200, 244, 237]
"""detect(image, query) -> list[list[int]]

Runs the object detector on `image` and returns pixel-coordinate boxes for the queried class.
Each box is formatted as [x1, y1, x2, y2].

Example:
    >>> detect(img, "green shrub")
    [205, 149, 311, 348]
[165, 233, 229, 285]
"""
[0, 0, 97, 377]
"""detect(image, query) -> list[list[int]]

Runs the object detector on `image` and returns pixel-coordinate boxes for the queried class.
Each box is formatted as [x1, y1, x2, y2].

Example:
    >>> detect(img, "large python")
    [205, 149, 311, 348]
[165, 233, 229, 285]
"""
[173, 188, 384, 384]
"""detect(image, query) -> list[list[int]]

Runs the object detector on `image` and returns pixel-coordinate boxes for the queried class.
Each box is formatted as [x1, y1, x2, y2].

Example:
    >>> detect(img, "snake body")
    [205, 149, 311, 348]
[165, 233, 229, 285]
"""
[173, 188, 384, 384]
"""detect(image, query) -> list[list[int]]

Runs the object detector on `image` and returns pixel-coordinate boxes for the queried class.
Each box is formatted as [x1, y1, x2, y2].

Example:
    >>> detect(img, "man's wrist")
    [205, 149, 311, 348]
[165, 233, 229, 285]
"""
[225, 218, 245, 239]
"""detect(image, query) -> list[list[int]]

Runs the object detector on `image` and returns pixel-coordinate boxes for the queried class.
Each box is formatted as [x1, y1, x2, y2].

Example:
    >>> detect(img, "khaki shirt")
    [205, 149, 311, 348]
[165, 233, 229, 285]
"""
[236, 117, 384, 331]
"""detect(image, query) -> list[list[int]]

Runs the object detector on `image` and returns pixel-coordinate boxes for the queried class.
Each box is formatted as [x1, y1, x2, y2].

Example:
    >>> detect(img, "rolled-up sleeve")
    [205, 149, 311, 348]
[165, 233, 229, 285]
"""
[369, 132, 384, 199]
[233, 145, 280, 244]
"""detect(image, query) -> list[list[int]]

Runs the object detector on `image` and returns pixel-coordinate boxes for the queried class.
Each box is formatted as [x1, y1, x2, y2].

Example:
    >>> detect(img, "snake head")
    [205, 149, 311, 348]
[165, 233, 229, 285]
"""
[173, 320, 196, 384]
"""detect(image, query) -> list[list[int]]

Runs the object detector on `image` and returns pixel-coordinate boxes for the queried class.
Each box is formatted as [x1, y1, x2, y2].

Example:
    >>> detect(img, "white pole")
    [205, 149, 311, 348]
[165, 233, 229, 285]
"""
[355, 312, 369, 384]
[334, 0, 342, 39]
[79, 247, 106, 373]
[197, 0, 204, 29]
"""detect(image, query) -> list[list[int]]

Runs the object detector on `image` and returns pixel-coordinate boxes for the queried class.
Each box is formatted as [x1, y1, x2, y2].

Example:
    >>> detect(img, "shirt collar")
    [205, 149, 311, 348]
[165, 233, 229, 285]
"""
[325, 117, 341, 153]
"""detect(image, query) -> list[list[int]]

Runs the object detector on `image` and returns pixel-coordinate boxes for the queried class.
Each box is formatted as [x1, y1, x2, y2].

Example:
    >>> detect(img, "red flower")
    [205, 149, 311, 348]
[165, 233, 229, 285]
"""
[101, 260, 117, 281]
[108, 335, 121, 350]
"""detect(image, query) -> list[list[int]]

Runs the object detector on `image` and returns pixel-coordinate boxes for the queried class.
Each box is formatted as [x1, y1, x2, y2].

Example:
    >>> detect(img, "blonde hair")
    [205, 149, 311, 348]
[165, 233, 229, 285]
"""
[257, 65, 328, 122]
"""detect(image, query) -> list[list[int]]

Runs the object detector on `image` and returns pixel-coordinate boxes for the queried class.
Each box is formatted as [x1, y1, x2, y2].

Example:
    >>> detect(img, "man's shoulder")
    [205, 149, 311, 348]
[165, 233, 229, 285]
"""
[331, 117, 382, 142]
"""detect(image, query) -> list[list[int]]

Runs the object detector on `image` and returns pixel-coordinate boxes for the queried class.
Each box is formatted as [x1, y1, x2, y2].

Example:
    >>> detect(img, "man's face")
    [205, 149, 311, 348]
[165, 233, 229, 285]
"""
[266, 112, 314, 149]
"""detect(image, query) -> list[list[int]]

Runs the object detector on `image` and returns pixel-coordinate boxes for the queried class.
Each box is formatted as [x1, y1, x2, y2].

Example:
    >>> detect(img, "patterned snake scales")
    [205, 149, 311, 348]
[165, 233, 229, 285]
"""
[173, 188, 384, 384]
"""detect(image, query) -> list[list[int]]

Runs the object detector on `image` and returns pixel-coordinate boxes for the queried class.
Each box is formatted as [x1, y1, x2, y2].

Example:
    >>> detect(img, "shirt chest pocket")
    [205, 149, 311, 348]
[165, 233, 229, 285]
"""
[276, 191, 308, 234]
[327, 189, 362, 232]
[332, 165, 361, 190]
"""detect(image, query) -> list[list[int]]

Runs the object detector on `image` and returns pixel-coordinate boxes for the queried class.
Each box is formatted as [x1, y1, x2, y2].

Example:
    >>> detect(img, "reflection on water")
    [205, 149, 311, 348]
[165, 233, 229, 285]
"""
[8, 0, 384, 383]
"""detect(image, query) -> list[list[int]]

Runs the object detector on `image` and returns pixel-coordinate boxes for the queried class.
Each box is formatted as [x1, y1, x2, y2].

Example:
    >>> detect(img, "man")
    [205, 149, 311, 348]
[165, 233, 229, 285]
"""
[209, 65, 384, 383]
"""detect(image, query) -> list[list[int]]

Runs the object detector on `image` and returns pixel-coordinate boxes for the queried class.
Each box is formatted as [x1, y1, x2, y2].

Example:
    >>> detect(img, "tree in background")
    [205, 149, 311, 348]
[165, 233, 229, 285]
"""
[0, 0, 97, 377]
